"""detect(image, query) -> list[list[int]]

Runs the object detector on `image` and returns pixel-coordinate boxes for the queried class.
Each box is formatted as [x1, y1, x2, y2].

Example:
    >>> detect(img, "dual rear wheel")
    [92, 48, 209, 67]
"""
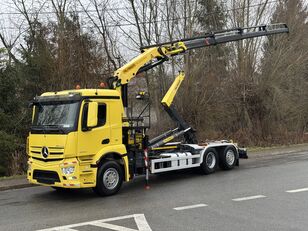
[201, 146, 237, 174]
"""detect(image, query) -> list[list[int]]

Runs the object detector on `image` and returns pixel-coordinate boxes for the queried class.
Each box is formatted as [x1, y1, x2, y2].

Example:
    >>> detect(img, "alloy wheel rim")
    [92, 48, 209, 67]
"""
[206, 152, 216, 169]
[226, 149, 235, 166]
[103, 168, 119, 190]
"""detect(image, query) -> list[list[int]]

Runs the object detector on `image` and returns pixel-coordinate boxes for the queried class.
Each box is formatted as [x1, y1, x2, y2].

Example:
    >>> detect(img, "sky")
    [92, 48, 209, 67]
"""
[0, 0, 137, 59]
[0, 0, 307, 62]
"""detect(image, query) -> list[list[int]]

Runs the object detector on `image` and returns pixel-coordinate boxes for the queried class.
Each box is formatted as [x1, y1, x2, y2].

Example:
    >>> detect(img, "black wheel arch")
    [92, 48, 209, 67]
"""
[97, 152, 126, 180]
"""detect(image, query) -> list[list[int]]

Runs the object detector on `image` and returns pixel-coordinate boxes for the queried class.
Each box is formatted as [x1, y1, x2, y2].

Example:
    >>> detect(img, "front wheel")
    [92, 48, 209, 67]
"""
[200, 148, 218, 174]
[93, 161, 123, 196]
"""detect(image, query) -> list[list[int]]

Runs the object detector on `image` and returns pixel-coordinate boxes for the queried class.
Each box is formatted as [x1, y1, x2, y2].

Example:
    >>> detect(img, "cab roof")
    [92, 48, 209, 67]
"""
[41, 89, 120, 97]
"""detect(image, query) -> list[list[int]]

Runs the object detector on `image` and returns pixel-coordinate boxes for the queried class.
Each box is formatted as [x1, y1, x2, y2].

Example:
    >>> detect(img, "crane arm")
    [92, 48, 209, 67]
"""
[109, 23, 288, 88]
[109, 44, 187, 88]
[161, 71, 185, 107]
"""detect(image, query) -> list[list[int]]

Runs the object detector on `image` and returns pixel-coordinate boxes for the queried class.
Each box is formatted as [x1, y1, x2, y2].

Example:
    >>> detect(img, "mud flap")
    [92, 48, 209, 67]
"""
[238, 148, 248, 159]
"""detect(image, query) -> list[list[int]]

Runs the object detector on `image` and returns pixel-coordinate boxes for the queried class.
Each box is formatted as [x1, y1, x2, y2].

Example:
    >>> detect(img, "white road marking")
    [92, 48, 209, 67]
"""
[232, 195, 266, 202]
[286, 187, 308, 193]
[36, 214, 152, 231]
[54, 229, 78, 231]
[173, 203, 208, 211]
[93, 222, 137, 231]
[58, 229, 78, 231]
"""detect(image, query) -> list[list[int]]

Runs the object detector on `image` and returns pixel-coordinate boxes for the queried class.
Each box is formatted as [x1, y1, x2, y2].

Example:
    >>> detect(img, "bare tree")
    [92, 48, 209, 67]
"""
[78, 0, 120, 73]
[260, 0, 308, 143]
[224, 0, 274, 134]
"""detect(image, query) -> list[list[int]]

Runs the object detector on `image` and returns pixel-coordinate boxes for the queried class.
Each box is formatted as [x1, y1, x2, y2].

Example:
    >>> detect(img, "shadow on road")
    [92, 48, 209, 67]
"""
[29, 167, 230, 203]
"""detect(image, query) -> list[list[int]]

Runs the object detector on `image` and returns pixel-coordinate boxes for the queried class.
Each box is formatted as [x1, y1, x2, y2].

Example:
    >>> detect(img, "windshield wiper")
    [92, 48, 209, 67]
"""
[43, 125, 65, 134]
[31, 125, 44, 131]
[31, 125, 65, 134]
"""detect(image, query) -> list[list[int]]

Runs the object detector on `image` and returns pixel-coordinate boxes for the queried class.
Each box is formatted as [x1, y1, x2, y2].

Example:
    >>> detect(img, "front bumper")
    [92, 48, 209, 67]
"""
[27, 158, 97, 188]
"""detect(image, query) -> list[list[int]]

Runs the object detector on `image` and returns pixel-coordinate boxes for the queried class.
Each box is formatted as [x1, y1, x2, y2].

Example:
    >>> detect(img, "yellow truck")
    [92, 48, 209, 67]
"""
[27, 24, 288, 196]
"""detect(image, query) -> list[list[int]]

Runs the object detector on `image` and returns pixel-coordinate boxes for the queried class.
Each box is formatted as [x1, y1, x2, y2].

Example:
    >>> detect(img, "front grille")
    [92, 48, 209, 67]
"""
[32, 157, 63, 162]
[33, 170, 60, 185]
[30, 146, 64, 158]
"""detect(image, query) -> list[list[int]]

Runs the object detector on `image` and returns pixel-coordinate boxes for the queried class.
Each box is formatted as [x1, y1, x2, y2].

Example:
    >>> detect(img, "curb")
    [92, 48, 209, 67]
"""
[0, 183, 38, 192]
[0, 144, 307, 192]
[0, 176, 38, 192]
[247, 144, 308, 158]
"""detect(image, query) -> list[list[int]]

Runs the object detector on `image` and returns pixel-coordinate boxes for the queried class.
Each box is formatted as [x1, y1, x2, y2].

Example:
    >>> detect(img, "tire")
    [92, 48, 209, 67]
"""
[219, 146, 237, 170]
[200, 148, 218, 174]
[93, 160, 123, 196]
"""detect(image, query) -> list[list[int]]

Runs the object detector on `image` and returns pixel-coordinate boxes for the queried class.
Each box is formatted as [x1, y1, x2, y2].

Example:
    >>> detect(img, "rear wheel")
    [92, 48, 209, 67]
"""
[219, 146, 237, 170]
[93, 160, 123, 196]
[201, 148, 218, 174]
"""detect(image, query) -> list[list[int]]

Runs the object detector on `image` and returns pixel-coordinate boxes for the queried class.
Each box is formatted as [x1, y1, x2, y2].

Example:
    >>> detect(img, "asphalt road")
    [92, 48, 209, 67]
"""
[1, 149, 308, 231]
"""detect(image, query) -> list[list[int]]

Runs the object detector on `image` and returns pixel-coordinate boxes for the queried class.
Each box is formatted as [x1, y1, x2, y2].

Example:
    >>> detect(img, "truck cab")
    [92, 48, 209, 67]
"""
[27, 89, 130, 191]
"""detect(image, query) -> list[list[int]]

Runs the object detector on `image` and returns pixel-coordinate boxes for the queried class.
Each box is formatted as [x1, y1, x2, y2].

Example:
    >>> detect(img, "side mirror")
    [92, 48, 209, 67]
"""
[87, 102, 98, 128]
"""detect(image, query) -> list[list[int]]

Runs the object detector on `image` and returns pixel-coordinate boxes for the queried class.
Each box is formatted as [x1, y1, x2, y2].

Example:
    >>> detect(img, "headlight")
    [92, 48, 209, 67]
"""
[61, 166, 75, 175]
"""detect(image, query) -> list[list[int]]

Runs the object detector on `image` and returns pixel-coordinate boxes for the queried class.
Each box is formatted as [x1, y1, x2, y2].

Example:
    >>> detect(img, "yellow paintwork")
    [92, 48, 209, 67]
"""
[28, 88, 131, 189]
[151, 146, 178, 151]
[163, 136, 175, 143]
[28, 41, 189, 189]
[161, 71, 185, 107]
[42, 88, 119, 97]
[114, 42, 187, 86]
[114, 47, 165, 85]
[163, 41, 187, 55]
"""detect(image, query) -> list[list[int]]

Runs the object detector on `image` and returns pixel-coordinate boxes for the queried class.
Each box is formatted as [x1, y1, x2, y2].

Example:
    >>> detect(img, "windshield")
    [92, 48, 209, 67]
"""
[32, 101, 79, 134]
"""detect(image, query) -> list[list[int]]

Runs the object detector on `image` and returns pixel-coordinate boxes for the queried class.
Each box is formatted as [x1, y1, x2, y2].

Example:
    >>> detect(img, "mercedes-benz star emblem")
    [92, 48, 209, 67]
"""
[41, 146, 49, 159]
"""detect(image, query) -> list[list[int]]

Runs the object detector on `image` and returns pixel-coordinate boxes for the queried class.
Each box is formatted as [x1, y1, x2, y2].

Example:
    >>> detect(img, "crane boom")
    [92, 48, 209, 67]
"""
[110, 23, 288, 88]
[141, 23, 289, 51]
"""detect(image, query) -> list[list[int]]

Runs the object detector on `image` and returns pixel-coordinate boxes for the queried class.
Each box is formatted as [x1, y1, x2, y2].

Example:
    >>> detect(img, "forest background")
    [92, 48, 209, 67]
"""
[0, 0, 307, 176]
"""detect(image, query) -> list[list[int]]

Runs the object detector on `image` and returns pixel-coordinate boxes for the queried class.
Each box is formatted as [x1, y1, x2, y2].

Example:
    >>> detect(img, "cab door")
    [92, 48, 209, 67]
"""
[77, 99, 111, 157]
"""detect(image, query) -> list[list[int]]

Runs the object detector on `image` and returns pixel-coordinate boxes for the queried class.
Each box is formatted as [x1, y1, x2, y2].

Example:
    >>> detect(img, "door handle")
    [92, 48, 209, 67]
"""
[102, 138, 110, 144]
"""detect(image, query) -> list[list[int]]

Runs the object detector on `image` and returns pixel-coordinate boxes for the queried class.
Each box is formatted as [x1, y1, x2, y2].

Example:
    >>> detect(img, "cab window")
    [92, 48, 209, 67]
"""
[82, 103, 107, 130]
[97, 104, 106, 126]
